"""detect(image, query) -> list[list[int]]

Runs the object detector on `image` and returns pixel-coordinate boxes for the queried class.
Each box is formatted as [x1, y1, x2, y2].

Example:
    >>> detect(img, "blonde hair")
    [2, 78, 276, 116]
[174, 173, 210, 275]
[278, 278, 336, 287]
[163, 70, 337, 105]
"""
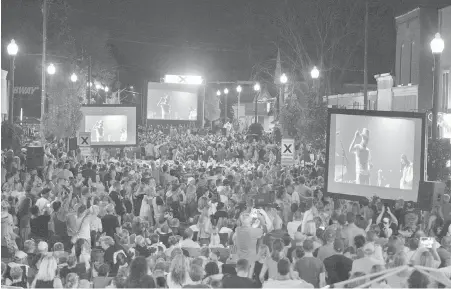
[35, 255, 58, 281]
[65, 272, 79, 289]
[169, 255, 190, 286]
[419, 251, 435, 268]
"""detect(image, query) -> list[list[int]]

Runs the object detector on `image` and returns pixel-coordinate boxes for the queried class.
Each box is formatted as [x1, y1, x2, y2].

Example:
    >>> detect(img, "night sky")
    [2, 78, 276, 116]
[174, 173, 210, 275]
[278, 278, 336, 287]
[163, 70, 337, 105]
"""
[1, 0, 447, 92]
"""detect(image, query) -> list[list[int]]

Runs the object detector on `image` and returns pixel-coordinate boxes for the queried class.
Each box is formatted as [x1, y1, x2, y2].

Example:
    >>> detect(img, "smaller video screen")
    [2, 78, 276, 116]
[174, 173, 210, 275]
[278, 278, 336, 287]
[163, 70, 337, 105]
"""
[80, 106, 137, 146]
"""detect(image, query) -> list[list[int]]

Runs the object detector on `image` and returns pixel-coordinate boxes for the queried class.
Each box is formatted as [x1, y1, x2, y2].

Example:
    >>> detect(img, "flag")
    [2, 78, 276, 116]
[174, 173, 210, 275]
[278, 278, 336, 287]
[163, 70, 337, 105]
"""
[274, 48, 282, 84]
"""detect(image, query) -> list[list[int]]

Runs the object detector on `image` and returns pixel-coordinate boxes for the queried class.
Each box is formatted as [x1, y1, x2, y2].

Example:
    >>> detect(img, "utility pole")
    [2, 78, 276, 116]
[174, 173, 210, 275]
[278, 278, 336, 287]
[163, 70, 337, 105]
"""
[88, 56, 92, 104]
[363, 0, 369, 110]
[40, 0, 47, 142]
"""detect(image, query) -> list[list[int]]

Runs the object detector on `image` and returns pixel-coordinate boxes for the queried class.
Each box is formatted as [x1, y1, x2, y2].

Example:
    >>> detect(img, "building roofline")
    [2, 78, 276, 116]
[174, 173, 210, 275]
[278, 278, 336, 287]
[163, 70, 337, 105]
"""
[395, 7, 420, 21]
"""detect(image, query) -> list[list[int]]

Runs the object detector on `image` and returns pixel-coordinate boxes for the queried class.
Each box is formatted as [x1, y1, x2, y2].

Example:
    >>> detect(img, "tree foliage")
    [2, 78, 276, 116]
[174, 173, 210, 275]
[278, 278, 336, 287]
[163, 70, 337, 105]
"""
[42, 0, 118, 139]
[43, 74, 83, 140]
[427, 139, 451, 182]
[281, 86, 328, 151]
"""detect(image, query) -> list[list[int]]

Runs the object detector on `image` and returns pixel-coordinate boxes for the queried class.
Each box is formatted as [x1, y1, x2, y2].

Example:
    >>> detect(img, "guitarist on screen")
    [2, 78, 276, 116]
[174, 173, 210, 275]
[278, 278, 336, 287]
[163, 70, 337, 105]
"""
[349, 128, 373, 185]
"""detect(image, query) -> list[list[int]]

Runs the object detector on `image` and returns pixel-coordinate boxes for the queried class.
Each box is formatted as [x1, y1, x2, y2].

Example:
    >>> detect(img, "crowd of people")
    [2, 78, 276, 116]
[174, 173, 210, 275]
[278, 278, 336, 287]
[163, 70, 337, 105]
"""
[1, 124, 451, 288]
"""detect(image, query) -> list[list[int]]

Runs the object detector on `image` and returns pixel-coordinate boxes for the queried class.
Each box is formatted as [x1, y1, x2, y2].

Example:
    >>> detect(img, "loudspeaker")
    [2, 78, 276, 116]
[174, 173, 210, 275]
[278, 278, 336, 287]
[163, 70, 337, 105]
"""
[418, 181, 446, 211]
[26, 146, 44, 169]
[68, 137, 77, 150]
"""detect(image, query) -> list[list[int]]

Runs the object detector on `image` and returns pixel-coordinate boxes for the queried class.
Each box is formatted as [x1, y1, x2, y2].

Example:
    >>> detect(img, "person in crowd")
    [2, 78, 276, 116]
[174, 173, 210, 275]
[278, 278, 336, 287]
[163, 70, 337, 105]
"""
[341, 212, 366, 247]
[30, 255, 63, 288]
[323, 238, 353, 285]
[183, 264, 209, 288]
[263, 258, 313, 288]
[294, 239, 326, 288]
[351, 242, 385, 274]
[125, 257, 155, 288]
[317, 228, 336, 262]
[385, 252, 410, 288]
[223, 259, 258, 288]
[376, 205, 399, 238]
[233, 212, 264, 265]
[167, 254, 192, 288]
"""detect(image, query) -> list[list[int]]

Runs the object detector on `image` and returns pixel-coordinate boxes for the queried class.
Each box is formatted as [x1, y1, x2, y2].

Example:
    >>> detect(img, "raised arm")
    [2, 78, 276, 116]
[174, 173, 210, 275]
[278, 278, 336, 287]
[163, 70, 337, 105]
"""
[349, 131, 360, 153]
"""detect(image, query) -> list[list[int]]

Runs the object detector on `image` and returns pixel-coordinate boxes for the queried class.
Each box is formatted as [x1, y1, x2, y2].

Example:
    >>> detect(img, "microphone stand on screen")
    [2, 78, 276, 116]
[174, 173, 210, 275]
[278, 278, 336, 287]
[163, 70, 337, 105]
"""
[337, 132, 349, 183]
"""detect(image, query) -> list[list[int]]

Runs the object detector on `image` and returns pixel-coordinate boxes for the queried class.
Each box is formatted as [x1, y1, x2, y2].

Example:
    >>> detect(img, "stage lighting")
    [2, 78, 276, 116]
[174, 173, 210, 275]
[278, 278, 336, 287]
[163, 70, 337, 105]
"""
[164, 74, 203, 85]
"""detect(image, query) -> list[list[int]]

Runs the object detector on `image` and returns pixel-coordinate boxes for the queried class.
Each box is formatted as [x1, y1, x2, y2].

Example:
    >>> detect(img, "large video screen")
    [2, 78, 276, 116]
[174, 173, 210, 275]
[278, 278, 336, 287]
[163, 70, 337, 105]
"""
[326, 110, 425, 202]
[80, 106, 137, 146]
[147, 82, 199, 120]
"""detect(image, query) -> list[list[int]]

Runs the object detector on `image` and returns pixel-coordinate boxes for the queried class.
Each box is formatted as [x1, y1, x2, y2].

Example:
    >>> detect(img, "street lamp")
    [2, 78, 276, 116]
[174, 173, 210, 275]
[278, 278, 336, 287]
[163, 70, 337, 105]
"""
[70, 73, 78, 82]
[280, 73, 288, 84]
[279, 74, 289, 134]
[236, 85, 242, 119]
[47, 63, 56, 75]
[223, 88, 229, 122]
[7, 39, 18, 125]
[311, 66, 320, 79]
[216, 90, 221, 96]
[253, 82, 261, 123]
[253, 82, 261, 92]
[431, 33, 445, 143]
[104, 86, 109, 92]
[7, 39, 18, 56]
[95, 83, 102, 90]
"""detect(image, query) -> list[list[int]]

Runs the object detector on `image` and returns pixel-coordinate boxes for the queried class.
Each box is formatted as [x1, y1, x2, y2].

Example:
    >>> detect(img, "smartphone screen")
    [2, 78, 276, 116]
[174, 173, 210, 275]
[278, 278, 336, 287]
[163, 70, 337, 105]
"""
[420, 237, 434, 248]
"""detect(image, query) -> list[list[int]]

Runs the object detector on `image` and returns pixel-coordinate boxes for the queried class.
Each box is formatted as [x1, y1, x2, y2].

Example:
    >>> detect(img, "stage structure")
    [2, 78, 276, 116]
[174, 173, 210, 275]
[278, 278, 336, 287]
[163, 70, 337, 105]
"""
[325, 108, 426, 202]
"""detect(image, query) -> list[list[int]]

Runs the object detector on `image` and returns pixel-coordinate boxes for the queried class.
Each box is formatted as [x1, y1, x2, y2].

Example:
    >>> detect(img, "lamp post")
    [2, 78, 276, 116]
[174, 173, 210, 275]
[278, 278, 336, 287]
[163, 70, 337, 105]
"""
[236, 85, 242, 120]
[7, 39, 18, 125]
[253, 82, 261, 123]
[70, 73, 78, 82]
[223, 88, 229, 123]
[279, 73, 288, 135]
[311, 66, 320, 104]
[311, 66, 319, 79]
[47, 63, 56, 75]
[431, 33, 445, 142]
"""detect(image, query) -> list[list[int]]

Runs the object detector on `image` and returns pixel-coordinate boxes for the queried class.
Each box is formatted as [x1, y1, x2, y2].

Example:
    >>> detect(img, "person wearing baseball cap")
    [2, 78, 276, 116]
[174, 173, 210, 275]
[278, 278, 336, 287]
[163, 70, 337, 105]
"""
[349, 128, 372, 185]
[323, 239, 353, 285]
[351, 242, 385, 274]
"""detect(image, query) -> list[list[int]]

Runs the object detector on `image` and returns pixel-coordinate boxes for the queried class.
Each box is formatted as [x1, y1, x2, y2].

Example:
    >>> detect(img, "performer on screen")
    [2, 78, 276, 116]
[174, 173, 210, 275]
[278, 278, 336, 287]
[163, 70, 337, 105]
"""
[157, 94, 171, 119]
[400, 154, 413, 190]
[92, 120, 104, 142]
[349, 128, 373, 185]
[188, 107, 197, 120]
[120, 128, 127, 142]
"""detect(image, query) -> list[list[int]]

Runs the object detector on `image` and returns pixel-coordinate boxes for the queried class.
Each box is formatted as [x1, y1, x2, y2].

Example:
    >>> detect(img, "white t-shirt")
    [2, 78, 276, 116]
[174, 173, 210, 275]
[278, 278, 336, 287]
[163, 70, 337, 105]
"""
[36, 197, 50, 212]
[75, 213, 92, 241]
